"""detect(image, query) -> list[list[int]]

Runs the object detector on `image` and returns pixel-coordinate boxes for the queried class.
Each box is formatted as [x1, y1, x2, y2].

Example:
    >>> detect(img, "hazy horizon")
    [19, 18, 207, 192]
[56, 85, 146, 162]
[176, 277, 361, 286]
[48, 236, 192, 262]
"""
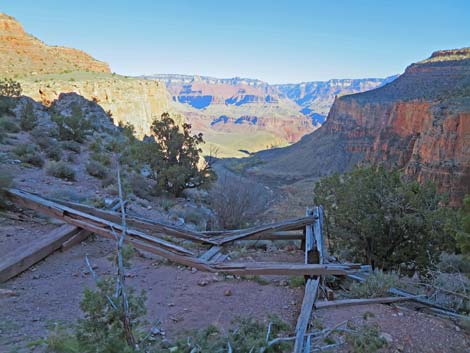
[2, 0, 470, 83]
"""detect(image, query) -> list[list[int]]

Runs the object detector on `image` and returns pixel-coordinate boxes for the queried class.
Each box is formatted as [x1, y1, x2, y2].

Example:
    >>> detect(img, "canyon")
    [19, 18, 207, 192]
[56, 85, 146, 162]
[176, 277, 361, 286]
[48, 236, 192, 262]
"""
[1, 12, 393, 157]
[1, 12, 468, 202]
[144, 74, 393, 156]
[251, 48, 470, 204]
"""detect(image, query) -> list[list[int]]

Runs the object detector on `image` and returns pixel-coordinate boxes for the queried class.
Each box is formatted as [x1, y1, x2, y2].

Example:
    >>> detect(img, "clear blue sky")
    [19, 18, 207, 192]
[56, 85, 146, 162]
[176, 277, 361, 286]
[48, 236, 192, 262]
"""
[2, 0, 469, 83]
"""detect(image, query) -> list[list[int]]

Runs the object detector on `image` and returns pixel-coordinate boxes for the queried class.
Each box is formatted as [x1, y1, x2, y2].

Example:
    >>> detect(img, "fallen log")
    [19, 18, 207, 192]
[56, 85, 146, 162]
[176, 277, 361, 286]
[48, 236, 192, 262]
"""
[315, 296, 422, 309]
[293, 278, 320, 353]
[0, 224, 79, 283]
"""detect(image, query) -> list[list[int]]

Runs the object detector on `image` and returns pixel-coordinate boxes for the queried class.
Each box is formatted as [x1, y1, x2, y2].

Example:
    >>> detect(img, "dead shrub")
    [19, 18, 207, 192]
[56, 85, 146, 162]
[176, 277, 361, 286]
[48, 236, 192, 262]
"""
[208, 173, 268, 229]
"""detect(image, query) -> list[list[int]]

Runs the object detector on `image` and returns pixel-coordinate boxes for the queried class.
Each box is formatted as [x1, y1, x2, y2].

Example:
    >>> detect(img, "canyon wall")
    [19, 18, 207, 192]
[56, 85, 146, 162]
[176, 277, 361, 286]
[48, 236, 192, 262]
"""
[0, 13, 110, 77]
[20, 75, 171, 137]
[255, 48, 470, 204]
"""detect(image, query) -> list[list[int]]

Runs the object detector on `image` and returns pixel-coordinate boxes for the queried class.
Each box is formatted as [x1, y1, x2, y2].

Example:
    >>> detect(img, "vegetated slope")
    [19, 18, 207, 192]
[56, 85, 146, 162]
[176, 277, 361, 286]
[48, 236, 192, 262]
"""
[0, 13, 110, 77]
[251, 48, 470, 204]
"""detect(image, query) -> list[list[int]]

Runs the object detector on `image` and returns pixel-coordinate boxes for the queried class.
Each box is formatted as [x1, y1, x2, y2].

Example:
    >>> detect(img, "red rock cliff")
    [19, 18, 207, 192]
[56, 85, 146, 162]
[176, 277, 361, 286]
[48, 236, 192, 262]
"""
[255, 48, 469, 205]
[0, 13, 110, 76]
[322, 48, 470, 204]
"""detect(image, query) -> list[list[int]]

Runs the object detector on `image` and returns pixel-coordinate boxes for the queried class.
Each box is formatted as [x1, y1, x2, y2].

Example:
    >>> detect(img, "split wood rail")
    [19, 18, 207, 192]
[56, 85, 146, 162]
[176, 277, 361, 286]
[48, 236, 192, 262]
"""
[3, 188, 446, 352]
[2, 189, 358, 284]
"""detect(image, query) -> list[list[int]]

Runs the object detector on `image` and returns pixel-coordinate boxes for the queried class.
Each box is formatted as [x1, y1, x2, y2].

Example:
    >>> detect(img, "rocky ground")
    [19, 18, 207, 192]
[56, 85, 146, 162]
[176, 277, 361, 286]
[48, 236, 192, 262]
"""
[0, 161, 469, 353]
[0, 98, 468, 352]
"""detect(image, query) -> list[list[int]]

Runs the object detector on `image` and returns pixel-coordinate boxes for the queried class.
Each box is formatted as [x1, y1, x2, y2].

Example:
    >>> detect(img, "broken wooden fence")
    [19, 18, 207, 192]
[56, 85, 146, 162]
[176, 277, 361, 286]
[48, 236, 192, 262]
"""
[2, 189, 358, 284]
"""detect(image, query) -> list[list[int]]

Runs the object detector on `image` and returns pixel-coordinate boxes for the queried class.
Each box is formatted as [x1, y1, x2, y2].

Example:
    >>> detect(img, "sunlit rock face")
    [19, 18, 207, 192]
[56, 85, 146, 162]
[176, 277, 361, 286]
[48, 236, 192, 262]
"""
[0, 13, 110, 77]
[254, 48, 470, 205]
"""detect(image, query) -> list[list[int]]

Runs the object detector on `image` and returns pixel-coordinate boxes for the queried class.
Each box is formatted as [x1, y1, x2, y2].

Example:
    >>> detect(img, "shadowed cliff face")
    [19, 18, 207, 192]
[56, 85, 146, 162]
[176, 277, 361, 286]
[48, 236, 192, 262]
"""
[0, 13, 110, 77]
[20, 73, 171, 138]
[254, 48, 470, 204]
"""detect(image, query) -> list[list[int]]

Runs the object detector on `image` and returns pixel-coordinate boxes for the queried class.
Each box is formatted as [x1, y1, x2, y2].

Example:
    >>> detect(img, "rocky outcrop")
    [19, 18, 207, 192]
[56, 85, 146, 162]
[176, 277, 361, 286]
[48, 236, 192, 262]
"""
[0, 13, 110, 77]
[20, 75, 171, 137]
[254, 48, 470, 204]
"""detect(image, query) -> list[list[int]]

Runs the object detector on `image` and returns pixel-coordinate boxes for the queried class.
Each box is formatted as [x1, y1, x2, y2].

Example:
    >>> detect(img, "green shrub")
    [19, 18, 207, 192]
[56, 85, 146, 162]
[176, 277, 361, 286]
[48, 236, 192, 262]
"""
[46, 162, 76, 181]
[171, 316, 291, 353]
[314, 166, 457, 271]
[349, 270, 399, 298]
[129, 173, 152, 200]
[61, 140, 81, 153]
[105, 136, 127, 153]
[66, 153, 77, 163]
[0, 168, 13, 208]
[12, 144, 44, 167]
[86, 160, 108, 179]
[89, 137, 104, 153]
[19, 101, 37, 131]
[0, 116, 20, 133]
[289, 276, 305, 288]
[438, 252, 470, 273]
[90, 151, 111, 167]
[0, 78, 22, 97]
[52, 104, 91, 143]
[45, 145, 63, 161]
[345, 324, 387, 353]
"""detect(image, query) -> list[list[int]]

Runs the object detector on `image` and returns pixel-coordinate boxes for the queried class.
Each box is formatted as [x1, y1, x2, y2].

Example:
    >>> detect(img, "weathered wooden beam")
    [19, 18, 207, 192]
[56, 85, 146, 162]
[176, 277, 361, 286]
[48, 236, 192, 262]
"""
[61, 229, 92, 251]
[293, 278, 320, 353]
[199, 246, 222, 262]
[214, 216, 316, 244]
[202, 230, 305, 241]
[315, 296, 422, 309]
[213, 263, 350, 276]
[7, 189, 194, 256]
[51, 197, 217, 245]
[0, 224, 79, 283]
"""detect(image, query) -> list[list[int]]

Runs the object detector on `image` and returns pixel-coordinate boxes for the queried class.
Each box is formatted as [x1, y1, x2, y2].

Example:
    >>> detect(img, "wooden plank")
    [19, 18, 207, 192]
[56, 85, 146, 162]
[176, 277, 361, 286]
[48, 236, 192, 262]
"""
[61, 229, 92, 251]
[51, 197, 216, 245]
[0, 224, 79, 283]
[7, 189, 194, 256]
[315, 296, 421, 309]
[61, 202, 122, 251]
[213, 262, 351, 276]
[202, 230, 304, 241]
[199, 246, 222, 262]
[214, 216, 316, 245]
[304, 208, 315, 264]
[293, 278, 320, 353]
[313, 206, 324, 264]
